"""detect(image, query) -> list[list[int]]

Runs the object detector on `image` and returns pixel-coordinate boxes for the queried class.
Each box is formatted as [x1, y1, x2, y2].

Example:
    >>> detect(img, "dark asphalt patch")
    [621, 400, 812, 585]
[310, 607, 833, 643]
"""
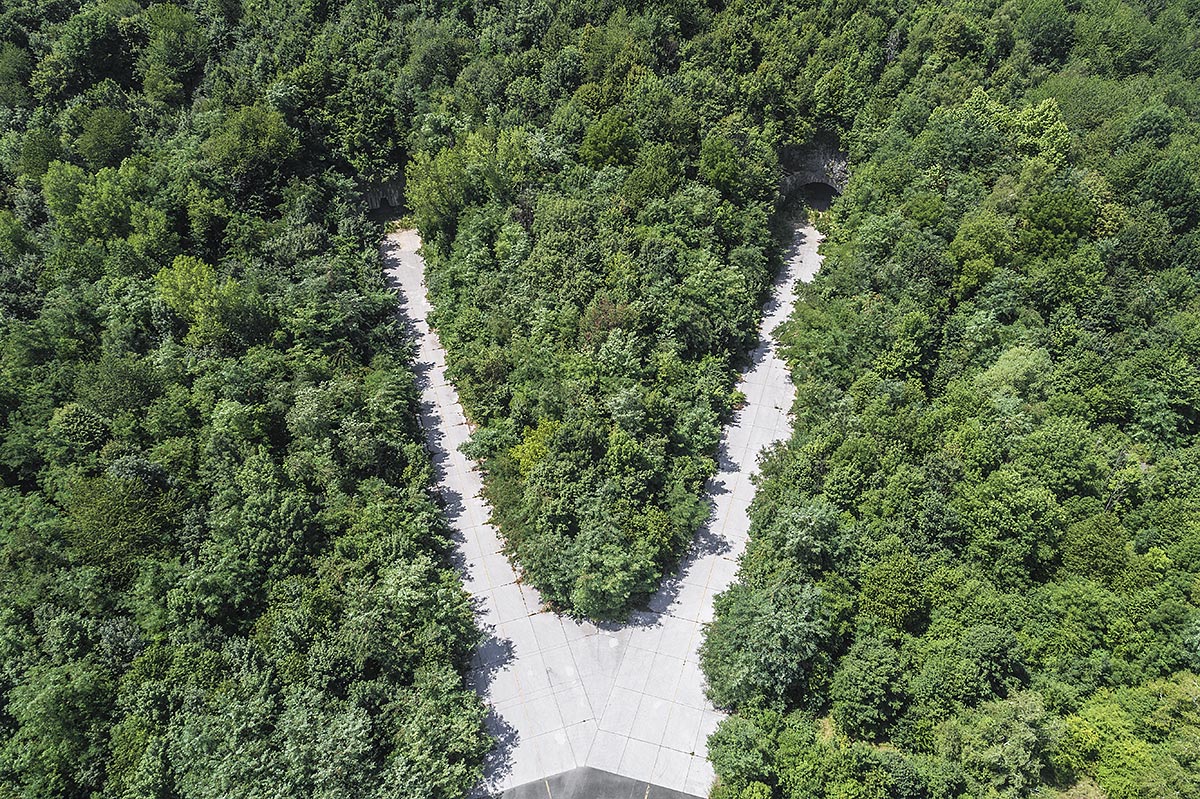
[502, 767, 705, 799]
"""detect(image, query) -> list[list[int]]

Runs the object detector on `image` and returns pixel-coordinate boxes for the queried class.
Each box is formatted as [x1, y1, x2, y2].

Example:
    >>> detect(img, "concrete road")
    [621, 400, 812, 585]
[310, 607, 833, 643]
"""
[382, 224, 823, 797]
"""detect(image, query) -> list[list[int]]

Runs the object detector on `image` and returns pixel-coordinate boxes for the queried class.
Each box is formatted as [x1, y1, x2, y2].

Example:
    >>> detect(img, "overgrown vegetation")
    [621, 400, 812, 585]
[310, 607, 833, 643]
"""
[700, 1, 1200, 798]
[403, 4, 798, 618]
[4, 0, 1199, 795]
[0, 1, 489, 796]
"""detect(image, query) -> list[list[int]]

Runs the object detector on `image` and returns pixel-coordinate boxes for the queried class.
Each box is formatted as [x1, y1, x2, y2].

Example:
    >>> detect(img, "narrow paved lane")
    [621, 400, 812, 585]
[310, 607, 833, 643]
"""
[383, 224, 823, 797]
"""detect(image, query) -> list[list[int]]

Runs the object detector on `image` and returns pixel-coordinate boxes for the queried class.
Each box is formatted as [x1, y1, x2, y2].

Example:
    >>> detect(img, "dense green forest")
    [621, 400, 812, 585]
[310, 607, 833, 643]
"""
[0, 1, 491, 796]
[698, 1, 1200, 798]
[405, 5, 792, 618]
[4, 0, 1200, 796]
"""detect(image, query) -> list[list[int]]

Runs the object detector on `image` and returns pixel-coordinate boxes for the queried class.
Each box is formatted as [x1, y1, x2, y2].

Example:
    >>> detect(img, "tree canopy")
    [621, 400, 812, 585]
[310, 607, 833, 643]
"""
[0, 1, 492, 796]
[698, 1, 1200, 798]
[3, 0, 1199, 795]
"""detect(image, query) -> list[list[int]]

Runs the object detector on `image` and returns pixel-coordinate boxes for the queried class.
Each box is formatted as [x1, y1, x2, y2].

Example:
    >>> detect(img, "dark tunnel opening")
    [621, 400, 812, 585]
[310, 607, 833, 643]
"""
[798, 181, 839, 212]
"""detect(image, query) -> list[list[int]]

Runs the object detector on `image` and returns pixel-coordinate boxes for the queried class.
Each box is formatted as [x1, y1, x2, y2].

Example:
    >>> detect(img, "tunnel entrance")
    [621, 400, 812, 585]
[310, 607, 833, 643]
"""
[364, 177, 406, 221]
[796, 181, 839, 212]
[779, 142, 848, 211]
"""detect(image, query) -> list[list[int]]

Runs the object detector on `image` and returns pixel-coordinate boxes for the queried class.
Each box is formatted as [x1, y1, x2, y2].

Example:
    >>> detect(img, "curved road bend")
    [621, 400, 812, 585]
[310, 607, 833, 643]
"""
[383, 224, 824, 797]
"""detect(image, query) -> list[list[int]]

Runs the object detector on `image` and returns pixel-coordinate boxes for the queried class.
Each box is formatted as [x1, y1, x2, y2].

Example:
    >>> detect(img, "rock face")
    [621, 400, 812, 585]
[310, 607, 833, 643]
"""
[781, 142, 849, 195]
[383, 224, 823, 798]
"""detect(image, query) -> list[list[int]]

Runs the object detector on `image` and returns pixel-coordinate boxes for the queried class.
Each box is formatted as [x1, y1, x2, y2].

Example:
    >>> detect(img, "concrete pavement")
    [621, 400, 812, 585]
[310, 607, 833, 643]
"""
[382, 224, 823, 797]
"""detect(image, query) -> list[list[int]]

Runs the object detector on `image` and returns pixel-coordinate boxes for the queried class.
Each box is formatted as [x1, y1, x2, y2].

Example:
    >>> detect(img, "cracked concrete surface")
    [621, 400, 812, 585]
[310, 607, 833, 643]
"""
[383, 224, 823, 797]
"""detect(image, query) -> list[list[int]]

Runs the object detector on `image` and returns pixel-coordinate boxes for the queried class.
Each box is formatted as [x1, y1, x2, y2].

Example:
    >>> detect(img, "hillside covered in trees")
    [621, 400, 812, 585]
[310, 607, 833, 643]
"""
[3, 0, 1199, 797]
[0, 1, 492, 796]
[698, 1, 1200, 798]
[404, 5, 793, 619]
